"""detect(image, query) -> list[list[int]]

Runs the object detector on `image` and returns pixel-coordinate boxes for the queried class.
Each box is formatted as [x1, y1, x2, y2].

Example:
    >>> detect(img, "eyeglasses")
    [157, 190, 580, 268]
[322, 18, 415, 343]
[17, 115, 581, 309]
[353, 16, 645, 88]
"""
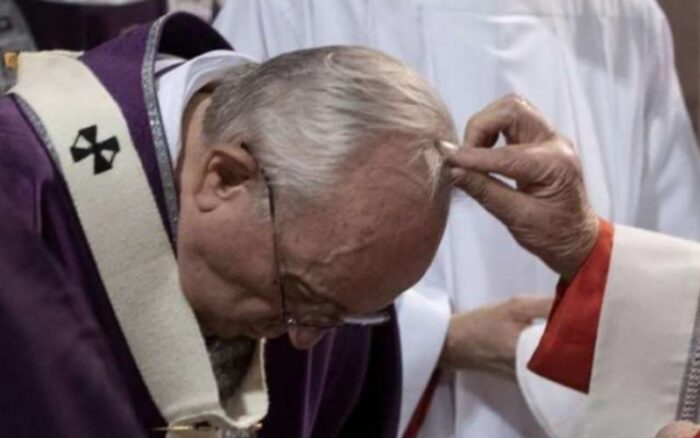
[261, 167, 391, 329]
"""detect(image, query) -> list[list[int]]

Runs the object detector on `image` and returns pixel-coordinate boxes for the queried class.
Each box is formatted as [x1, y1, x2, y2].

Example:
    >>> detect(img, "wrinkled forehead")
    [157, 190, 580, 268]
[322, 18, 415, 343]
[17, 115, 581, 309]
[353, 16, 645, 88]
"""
[281, 152, 450, 313]
[303, 209, 447, 313]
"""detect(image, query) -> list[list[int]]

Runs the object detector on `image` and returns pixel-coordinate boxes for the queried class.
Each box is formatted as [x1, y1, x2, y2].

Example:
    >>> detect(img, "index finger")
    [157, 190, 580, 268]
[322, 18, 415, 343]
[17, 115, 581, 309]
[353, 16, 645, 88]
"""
[464, 94, 555, 148]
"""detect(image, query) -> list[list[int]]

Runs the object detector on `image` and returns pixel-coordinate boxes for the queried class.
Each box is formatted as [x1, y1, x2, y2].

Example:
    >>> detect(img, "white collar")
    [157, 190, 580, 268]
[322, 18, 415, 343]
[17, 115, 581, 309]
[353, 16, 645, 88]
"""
[156, 50, 257, 169]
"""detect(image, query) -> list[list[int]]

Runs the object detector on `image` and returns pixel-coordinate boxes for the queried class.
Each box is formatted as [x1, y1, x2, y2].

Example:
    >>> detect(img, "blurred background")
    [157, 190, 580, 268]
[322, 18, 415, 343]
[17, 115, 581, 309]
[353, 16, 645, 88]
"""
[657, 0, 699, 137]
[0, 0, 220, 90]
[1, 0, 698, 140]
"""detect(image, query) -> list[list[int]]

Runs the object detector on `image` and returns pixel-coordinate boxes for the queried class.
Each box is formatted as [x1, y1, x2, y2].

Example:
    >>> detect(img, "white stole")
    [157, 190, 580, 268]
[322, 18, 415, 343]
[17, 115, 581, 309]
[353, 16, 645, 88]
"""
[11, 51, 268, 436]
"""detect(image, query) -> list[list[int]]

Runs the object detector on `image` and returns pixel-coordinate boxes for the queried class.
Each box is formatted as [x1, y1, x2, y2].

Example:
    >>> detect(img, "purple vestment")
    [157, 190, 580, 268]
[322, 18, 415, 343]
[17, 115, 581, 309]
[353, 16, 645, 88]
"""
[0, 13, 400, 438]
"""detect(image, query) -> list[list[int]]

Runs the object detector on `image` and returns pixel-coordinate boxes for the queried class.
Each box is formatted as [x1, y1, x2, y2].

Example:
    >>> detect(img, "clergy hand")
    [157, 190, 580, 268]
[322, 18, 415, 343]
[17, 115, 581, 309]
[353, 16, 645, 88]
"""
[656, 421, 700, 438]
[441, 94, 598, 280]
[439, 296, 553, 378]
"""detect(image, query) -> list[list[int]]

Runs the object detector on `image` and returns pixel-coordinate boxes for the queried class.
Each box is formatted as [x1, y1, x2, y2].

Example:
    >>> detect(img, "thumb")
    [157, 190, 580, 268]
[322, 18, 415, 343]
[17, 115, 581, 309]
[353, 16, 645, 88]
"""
[656, 421, 700, 438]
[511, 296, 554, 322]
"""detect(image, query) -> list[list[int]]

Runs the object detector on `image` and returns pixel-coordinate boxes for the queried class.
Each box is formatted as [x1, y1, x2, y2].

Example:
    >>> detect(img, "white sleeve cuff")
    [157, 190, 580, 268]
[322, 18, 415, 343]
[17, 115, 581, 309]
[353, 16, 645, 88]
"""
[516, 323, 587, 438]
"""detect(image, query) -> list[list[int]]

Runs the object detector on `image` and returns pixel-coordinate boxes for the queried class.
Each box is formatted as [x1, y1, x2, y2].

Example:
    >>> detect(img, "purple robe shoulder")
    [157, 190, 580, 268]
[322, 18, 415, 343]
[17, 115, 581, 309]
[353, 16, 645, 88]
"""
[0, 13, 401, 438]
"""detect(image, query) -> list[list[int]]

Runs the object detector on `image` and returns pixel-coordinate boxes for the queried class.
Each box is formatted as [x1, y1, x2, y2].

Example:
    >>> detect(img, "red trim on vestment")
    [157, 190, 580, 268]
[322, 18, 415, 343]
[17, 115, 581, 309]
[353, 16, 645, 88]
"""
[527, 219, 614, 393]
[403, 370, 441, 438]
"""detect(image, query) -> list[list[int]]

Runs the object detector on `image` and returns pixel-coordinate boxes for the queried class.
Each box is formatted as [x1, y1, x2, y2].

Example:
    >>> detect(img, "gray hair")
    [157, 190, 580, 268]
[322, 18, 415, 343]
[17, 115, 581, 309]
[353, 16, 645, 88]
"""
[204, 45, 456, 209]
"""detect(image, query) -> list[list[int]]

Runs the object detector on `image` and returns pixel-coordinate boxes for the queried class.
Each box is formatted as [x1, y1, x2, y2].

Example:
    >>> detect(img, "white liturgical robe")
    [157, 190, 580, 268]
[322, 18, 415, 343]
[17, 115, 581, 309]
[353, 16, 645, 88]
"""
[215, 1, 700, 436]
[518, 221, 700, 438]
[582, 228, 700, 438]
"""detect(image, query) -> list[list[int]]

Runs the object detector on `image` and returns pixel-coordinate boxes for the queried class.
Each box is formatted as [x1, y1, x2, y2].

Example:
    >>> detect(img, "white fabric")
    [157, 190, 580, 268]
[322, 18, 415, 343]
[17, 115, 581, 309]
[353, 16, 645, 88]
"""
[583, 226, 700, 437]
[516, 324, 587, 438]
[168, 0, 217, 22]
[156, 50, 257, 169]
[214, 1, 700, 436]
[12, 51, 267, 434]
[395, 286, 451, 429]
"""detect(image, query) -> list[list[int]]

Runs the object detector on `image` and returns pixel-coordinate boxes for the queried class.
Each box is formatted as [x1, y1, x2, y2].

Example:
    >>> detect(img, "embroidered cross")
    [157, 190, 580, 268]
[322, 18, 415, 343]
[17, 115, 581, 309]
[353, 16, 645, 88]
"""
[70, 125, 120, 175]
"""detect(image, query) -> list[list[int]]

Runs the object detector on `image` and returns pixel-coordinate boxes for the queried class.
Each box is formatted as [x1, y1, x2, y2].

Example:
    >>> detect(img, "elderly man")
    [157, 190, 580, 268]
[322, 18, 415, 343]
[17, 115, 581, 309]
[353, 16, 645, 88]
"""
[443, 94, 700, 438]
[214, 1, 700, 436]
[0, 13, 454, 437]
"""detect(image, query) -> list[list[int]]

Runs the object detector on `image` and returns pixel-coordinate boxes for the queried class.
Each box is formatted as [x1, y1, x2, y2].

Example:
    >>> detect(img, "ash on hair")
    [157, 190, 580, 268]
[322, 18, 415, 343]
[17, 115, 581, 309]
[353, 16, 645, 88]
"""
[204, 45, 456, 207]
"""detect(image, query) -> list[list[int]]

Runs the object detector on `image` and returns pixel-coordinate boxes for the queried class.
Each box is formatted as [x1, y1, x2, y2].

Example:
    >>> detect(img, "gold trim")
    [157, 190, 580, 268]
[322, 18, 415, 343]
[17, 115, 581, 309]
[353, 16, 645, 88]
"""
[152, 424, 216, 432]
[4, 52, 18, 70]
[152, 422, 262, 433]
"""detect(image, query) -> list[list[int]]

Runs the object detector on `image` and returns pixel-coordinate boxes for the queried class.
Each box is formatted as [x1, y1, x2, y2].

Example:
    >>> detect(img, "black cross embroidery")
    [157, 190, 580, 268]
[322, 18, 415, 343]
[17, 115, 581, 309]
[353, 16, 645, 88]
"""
[70, 125, 120, 175]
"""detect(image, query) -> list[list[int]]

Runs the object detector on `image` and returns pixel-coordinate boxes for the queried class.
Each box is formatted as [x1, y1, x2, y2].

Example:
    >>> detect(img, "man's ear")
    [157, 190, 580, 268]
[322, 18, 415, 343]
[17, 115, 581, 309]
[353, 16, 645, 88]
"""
[195, 144, 258, 212]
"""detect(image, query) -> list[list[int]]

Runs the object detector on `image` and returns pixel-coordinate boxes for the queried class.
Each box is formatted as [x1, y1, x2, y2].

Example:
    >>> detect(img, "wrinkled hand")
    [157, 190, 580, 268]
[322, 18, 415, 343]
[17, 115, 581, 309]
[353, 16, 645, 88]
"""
[440, 296, 553, 379]
[656, 421, 700, 438]
[442, 94, 599, 280]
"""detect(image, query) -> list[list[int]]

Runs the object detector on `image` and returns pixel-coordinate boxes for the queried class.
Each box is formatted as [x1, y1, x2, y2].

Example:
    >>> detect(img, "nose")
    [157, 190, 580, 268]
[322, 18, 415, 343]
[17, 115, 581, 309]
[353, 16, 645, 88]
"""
[288, 327, 327, 350]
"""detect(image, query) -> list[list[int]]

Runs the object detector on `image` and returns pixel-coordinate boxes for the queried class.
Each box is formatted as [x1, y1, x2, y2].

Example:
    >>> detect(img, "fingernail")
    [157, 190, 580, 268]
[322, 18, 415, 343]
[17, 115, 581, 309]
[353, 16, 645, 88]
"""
[438, 140, 459, 155]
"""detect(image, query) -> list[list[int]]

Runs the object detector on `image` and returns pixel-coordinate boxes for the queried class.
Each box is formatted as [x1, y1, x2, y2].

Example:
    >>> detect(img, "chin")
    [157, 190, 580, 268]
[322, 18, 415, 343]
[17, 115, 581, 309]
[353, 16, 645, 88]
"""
[254, 323, 287, 340]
